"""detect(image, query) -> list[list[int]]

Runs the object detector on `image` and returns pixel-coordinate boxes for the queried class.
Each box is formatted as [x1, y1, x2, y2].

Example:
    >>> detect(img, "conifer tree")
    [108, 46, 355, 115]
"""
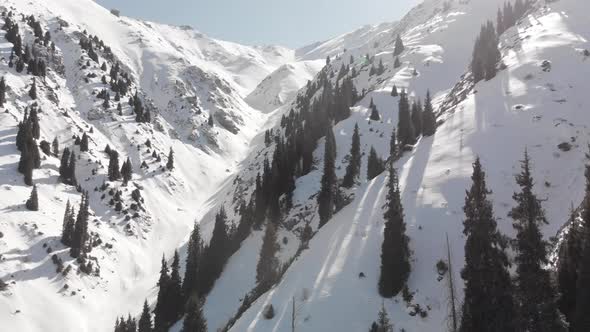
[208, 114, 214, 127]
[70, 191, 89, 258]
[342, 123, 361, 188]
[19, 135, 34, 186]
[397, 90, 415, 146]
[391, 84, 398, 97]
[61, 200, 75, 246]
[169, 250, 184, 321]
[137, 300, 153, 332]
[317, 125, 337, 228]
[557, 206, 582, 324]
[373, 302, 394, 332]
[26, 184, 39, 211]
[200, 207, 229, 294]
[573, 164, 590, 332]
[67, 150, 77, 185]
[411, 100, 423, 138]
[367, 146, 385, 181]
[256, 220, 279, 290]
[379, 164, 410, 297]
[460, 158, 516, 332]
[154, 255, 171, 331]
[108, 150, 121, 181]
[393, 34, 405, 56]
[183, 222, 203, 299]
[166, 148, 174, 170]
[182, 296, 207, 332]
[422, 90, 437, 136]
[394, 57, 401, 69]
[509, 150, 565, 332]
[370, 103, 381, 121]
[389, 129, 399, 160]
[0, 76, 6, 107]
[28, 106, 40, 140]
[29, 78, 37, 100]
[80, 133, 89, 152]
[52, 137, 59, 157]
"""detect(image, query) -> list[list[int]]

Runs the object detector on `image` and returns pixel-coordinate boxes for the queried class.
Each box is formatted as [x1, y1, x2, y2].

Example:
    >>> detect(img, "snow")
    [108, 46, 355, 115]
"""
[2, 0, 590, 331]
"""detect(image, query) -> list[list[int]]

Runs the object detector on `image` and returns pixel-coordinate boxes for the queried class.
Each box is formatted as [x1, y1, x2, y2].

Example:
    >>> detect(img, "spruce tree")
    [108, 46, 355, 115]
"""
[29, 78, 37, 100]
[169, 250, 184, 322]
[182, 296, 207, 332]
[256, 220, 279, 290]
[393, 34, 404, 56]
[389, 129, 398, 160]
[391, 84, 398, 97]
[154, 255, 171, 331]
[460, 158, 516, 332]
[52, 137, 59, 156]
[0, 76, 6, 107]
[411, 100, 423, 138]
[137, 300, 153, 332]
[379, 163, 410, 297]
[317, 125, 337, 228]
[61, 200, 75, 246]
[67, 150, 77, 185]
[108, 150, 121, 181]
[342, 123, 361, 188]
[200, 207, 229, 294]
[573, 164, 590, 332]
[70, 191, 89, 258]
[183, 222, 203, 299]
[80, 133, 89, 152]
[397, 90, 415, 146]
[509, 150, 565, 332]
[375, 302, 394, 332]
[557, 206, 582, 324]
[422, 90, 437, 136]
[166, 148, 174, 170]
[370, 103, 381, 121]
[26, 184, 39, 211]
[367, 146, 385, 181]
[393, 57, 401, 69]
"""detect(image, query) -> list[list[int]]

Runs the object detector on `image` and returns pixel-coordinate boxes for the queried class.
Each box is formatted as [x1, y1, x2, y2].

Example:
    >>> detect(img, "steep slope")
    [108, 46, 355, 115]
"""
[0, 0, 301, 331]
[215, 0, 590, 331]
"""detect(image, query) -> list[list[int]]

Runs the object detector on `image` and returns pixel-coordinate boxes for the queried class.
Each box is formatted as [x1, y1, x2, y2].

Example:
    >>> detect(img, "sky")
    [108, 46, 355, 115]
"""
[95, 0, 419, 48]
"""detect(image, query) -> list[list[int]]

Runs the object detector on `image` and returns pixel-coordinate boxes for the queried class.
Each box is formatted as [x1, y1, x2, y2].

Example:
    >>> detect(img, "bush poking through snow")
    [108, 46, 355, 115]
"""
[263, 304, 275, 319]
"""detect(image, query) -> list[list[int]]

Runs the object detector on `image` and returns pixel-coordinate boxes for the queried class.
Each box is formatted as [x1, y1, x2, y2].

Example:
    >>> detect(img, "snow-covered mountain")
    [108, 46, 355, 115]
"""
[2, 0, 590, 331]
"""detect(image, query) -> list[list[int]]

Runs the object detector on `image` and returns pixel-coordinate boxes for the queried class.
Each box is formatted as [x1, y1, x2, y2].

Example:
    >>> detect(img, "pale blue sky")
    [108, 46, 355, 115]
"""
[95, 0, 418, 48]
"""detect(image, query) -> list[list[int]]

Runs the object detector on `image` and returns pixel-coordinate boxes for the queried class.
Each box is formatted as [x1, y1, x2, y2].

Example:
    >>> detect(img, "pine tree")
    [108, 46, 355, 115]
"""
[422, 90, 437, 136]
[509, 150, 565, 332]
[29, 78, 37, 100]
[137, 300, 153, 332]
[375, 302, 394, 332]
[70, 191, 90, 258]
[169, 250, 184, 322]
[108, 150, 121, 181]
[367, 146, 385, 181]
[208, 113, 214, 127]
[121, 157, 132, 185]
[557, 206, 582, 325]
[0, 76, 6, 107]
[397, 90, 415, 146]
[19, 135, 34, 186]
[379, 164, 410, 297]
[389, 129, 399, 160]
[166, 148, 174, 170]
[460, 158, 516, 332]
[391, 84, 398, 97]
[154, 255, 171, 331]
[61, 200, 75, 246]
[52, 137, 59, 156]
[317, 125, 337, 228]
[393, 34, 405, 56]
[411, 100, 423, 138]
[183, 222, 203, 299]
[393, 57, 401, 69]
[28, 106, 40, 140]
[370, 103, 381, 121]
[80, 133, 89, 152]
[342, 123, 361, 188]
[182, 296, 207, 332]
[573, 164, 590, 332]
[256, 220, 279, 290]
[200, 207, 229, 294]
[26, 184, 39, 211]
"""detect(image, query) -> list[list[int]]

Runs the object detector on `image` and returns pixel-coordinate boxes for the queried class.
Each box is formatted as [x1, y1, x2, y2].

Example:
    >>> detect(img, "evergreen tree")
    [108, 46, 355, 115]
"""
[370, 103, 381, 121]
[29, 106, 40, 140]
[391, 84, 398, 97]
[208, 114, 214, 127]
[422, 90, 437, 136]
[121, 157, 132, 185]
[557, 206, 582, 324]
[25, 184, 39, 211]
[379, 164, 410, 297]
[19, 134, 34, 186]
[411, 100, 423, 138]
[460, 158, 516, 332]
[0, 76, 6, 107]
[154, 256, 171, 332]
[317, 125, 337, 228]
[183, 222, 203, 299]
[389, 129, 399, 160]
[367, 146, 385, 181]
[256, 220, 279, 290]
[397, 90, 415, 146]
[573, 164, 590, 332]
[108, 150, 121, 181]
[342, 123, 361, 188]
[70, 191, 89, 258]
[374, 302, 394, 332]
[200, 207, 229, 294]
[52, 137, 59, 156]
[393, 34, 405, 56]
[80, 133, 89, 152]
[169, 250, 184, 322]
[393, 57, 401, 69]
[182, 296, 207, 332]
[166, 148, 174, 170]
[67, 150, 77, 186]
[61, 200, 75, 246]
[509, 150, 565, 332]
[137, 300, 153, 332]
[29, 78, 37, 100]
